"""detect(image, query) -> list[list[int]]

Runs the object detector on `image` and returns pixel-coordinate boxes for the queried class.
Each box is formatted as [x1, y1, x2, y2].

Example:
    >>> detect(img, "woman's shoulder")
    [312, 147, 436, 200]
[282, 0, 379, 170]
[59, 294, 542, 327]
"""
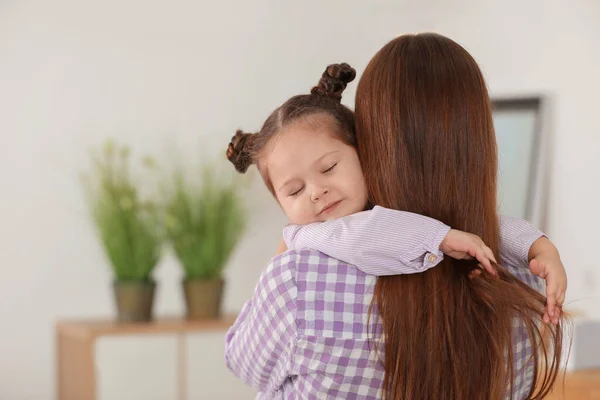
[269, 249, 373, 285]
[275, 248, 369, 273]
[270, 248, 343, 270]
[278, 250, 378, 340]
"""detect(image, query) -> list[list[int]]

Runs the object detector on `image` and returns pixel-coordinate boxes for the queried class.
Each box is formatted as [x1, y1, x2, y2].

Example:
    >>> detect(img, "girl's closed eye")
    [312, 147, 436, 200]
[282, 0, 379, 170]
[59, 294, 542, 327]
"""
[322, 162, 338, 174]
[289, 186, 305, 197]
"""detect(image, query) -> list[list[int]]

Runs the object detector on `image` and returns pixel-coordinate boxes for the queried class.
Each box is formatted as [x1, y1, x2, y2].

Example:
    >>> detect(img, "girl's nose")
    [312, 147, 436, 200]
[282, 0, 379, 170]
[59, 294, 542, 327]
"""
[310, 187, 329, 203]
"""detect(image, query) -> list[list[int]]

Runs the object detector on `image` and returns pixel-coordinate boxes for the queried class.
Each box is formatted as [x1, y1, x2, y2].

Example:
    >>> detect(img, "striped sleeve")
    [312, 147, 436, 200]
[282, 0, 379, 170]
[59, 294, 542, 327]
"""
[283, 207, 545, 277]
[499, 215, 545, 268]
[283, 206, 451, 275]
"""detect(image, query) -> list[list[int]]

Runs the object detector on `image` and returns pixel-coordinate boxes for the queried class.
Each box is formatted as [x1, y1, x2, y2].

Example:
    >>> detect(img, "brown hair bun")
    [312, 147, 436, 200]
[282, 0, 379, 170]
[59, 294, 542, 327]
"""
[310, 63, 356, 101]
[226, 129, 254, 173]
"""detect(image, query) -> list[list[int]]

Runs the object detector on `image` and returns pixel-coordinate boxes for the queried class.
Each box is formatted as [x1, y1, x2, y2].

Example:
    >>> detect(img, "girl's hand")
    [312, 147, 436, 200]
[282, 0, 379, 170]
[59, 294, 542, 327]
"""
[441, 229, 497, 274]
[528, 237, 567, 325]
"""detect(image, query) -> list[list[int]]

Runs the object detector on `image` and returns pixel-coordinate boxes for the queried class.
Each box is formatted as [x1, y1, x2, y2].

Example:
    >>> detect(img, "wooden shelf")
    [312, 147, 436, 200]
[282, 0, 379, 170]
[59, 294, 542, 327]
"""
[56, 315, 237, 400]
[56, 315, 237, 339]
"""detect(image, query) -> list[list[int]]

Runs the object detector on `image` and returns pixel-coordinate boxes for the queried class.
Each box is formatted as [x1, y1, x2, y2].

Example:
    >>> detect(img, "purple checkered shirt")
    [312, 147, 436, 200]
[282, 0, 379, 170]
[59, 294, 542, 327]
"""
[225, 207, 544, 399]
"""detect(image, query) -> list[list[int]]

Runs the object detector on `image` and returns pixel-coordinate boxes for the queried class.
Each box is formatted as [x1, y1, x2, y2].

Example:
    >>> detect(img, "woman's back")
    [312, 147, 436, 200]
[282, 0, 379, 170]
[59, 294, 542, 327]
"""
[288, 249, 382, 399]
[226, 246, 541, 399]
[226, 248, 383, 399]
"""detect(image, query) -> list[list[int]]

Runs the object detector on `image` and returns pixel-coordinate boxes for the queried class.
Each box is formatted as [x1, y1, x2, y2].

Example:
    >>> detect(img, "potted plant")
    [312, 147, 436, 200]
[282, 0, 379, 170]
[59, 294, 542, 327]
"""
[165, 167, 246, 320]
[84, 139, 162, 322]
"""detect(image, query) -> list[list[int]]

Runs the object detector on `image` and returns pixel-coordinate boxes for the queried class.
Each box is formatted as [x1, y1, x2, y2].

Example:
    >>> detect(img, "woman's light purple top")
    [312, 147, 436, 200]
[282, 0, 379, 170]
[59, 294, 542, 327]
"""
[225, 207, 544, 399]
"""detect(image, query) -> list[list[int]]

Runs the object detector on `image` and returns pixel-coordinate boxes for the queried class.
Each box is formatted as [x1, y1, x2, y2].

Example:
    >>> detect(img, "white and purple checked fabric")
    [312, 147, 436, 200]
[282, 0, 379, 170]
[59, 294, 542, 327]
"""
[226, 207, 545, 399]
[226, 249, 385, 399]
[225, 252, 543, 399]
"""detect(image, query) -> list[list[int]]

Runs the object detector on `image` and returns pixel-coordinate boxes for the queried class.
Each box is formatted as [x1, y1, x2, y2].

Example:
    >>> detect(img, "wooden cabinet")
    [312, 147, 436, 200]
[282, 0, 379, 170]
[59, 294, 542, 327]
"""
[56, 317, 255, 400]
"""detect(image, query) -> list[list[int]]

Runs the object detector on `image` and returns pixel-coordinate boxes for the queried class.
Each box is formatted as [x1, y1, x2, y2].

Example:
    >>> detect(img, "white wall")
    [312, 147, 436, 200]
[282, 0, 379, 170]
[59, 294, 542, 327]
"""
[0, 0, 598, 398]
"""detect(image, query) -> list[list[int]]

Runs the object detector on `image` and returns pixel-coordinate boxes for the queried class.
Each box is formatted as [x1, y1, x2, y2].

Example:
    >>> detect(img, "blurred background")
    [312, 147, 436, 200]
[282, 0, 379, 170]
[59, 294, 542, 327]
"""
[1, 0, 599, 399]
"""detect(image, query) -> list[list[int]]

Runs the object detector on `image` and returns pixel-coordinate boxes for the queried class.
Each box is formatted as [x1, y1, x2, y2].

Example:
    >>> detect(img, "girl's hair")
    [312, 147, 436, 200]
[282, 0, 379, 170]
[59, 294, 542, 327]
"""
[356, 33, 565, 399]
[226, 63, 356, 192]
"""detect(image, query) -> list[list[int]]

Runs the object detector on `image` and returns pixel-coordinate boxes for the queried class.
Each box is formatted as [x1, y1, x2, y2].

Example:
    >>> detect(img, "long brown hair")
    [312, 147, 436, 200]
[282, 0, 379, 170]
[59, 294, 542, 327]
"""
[226, 63, 356, 194]
[356, 33, 565, 399]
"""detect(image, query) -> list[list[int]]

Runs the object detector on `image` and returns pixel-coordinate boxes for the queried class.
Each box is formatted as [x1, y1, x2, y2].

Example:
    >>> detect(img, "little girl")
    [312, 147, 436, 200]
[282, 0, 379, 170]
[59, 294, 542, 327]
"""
[226, 63, 565, 323]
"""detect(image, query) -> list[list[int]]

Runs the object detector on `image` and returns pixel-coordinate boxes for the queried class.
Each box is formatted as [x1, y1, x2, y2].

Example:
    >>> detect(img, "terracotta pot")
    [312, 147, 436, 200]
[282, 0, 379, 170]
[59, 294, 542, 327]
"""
[112, 280, 156, 322]
[183, 278, 224, 320]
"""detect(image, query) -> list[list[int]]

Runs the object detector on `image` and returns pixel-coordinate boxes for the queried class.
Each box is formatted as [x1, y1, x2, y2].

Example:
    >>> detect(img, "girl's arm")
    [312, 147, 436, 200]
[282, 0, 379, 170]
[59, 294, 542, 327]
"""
[498, 214, 544, 267]
[284, 206, 542, 275]
[284, 207, 566, 324]
[284, 206, 450, 274]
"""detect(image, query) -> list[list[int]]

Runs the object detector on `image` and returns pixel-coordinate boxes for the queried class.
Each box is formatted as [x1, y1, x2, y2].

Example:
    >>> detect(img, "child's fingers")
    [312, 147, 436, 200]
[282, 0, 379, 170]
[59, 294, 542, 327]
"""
[529, 259, 547, 278]
[546, 289, 557, 318]
[557, 290, 565, 307]
[481, 245, 498, 275]
[482, 243, 497, 264]
[477, 250, 495, 275]
[542, 310, 560, 325]
[552, 308, 561, 325]
[472, 240, 496, 275]
[468, 247, 493, 275]
[543, 311, 551, 324]
[469, 269, 482, 279]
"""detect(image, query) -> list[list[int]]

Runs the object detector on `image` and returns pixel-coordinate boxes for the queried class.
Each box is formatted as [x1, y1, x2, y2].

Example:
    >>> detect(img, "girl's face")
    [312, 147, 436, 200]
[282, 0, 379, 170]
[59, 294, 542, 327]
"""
[262, 116, 368, 225]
